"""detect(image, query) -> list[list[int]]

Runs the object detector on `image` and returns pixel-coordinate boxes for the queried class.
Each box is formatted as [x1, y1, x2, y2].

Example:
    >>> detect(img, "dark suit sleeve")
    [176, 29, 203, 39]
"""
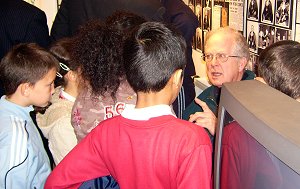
[50, 0, 70, 41]
[26, 9, 50, 48]
[162, 0, 198, 113]
[167, 1, 198, 80]
[162, 0, 198, 43]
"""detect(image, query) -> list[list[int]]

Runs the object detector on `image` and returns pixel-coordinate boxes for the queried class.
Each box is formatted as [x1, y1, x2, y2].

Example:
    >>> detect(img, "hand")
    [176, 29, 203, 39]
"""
[188, 98, 217, 135]
[255, 76, 267, 84]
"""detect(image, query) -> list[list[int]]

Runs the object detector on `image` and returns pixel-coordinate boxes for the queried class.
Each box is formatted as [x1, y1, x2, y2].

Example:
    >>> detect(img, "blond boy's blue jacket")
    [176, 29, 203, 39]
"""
[0, 96, 51, 189]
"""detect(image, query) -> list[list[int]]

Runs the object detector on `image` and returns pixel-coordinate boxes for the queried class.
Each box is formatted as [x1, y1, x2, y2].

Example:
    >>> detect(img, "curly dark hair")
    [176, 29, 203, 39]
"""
[105, 10, 146, 40]
[72, 20, 124, 99]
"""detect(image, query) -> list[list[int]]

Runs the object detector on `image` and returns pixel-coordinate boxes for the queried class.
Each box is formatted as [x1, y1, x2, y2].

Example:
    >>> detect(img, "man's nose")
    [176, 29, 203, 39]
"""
[210, 56, 220, 66]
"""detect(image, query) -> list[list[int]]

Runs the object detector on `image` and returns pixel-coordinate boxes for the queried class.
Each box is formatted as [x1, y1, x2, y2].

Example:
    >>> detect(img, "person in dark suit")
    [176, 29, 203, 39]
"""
[248, 25, 257, 50]
[50, 0, 165, 41]
[203, 13, 210, 30]
[0, 0, 50, 97]
[162, 0, 198, 118]
[51, 0, 198, 119]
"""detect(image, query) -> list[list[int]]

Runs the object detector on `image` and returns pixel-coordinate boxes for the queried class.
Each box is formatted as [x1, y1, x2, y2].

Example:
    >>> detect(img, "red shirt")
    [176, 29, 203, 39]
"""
[45, 115, 212, 189]
[221, 121, 281, 189]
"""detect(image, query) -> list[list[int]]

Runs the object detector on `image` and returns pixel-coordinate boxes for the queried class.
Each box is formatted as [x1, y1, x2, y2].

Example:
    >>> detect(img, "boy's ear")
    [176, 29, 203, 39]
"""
[20, 83, 32, 97]
[173, 69, 183, 88]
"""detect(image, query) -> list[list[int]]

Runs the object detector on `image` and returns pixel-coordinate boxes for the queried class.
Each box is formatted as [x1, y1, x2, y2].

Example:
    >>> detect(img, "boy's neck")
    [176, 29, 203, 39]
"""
[5, 93, 30, 107]
[135, 90, 173, 108]
[135, 74, 182, 109]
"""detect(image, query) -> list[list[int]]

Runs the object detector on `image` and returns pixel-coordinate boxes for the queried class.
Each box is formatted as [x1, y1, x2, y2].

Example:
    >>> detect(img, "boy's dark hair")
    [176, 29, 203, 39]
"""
[258, 40, 300, 99]
[123, 21, 187, 92]
[0, 43, 59, 96]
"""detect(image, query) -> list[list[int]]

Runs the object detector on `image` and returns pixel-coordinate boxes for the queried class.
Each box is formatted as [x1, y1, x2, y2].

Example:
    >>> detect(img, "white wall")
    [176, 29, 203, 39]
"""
[192, 49, 207, 78]
[192, 50, 210, 96]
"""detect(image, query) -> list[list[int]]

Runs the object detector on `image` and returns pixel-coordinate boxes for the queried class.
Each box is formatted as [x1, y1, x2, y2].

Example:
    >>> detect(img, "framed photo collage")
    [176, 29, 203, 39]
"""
[187, 0, 210, 52]
[185, 0, 299, 75]
[246, 0, 294, 74]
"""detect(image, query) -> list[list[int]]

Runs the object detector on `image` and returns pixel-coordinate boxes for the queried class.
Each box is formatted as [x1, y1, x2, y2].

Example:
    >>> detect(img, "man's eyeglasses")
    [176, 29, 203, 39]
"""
[56, 62, 70, 78]
[203, 53, 242, 63]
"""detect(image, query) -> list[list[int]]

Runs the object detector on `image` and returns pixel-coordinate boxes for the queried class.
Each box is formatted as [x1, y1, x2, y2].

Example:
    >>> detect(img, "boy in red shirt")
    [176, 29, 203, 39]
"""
[45, 21, 212, 189]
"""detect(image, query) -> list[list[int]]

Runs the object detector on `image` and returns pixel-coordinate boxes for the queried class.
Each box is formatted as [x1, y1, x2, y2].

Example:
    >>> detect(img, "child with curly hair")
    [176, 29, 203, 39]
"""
[71, 12, 145, 142]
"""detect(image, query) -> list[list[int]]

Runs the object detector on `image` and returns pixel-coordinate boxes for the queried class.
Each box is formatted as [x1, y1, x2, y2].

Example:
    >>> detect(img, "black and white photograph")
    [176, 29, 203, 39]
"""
[203, 7, 211, 31]
[205, 0, 211, 8]
[188, 0, 194, 5]
[261, 0, 275, 24]
[258, 24, 275, 49]
[249, 53, 259, 75]
[275, 27, 292, 41]
[248, 0, 259, 20]
[246, 54, 254, 71]
[269, 27, 276, 45]
[203, 30, 209, 51]
[196, 28, 203, 51]
[188, 0, 195, 13]
[247, 21, 259, 53]
[275, 0, 291, 28]
[195, 0, 202, 28]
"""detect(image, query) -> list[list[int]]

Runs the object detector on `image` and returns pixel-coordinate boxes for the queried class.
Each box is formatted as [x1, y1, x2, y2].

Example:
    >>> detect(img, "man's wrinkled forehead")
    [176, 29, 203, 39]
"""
[205, 32, 235, 53]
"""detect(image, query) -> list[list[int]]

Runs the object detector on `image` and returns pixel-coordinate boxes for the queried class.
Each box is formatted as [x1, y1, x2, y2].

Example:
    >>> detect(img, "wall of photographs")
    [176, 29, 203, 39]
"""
[28, 0, 299, 74]
[187, 0, 297, 75]
[186, 0, 215, 53]
[187, 0, 224, 52]
[246, 0, 296, 74]
[187, 0, 245, 52]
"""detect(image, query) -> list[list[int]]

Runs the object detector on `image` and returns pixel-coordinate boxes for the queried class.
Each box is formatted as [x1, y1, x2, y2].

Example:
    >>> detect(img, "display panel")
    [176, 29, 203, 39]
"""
[214, 80, 300, 189]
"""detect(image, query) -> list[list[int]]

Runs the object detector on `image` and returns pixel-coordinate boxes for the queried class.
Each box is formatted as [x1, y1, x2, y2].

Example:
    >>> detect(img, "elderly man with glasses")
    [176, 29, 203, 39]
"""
[183, 27, 255, 140]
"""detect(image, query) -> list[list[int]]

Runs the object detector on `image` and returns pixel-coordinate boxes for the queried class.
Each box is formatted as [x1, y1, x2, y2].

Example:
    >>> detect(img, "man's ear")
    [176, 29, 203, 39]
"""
[238, 57, 248, 72]
[20, 83, 32, 97]
[173, 69, 183, 88]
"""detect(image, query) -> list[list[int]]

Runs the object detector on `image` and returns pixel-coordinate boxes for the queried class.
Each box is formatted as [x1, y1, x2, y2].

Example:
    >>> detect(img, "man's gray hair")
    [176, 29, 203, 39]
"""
[205, 27, 250, 61]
